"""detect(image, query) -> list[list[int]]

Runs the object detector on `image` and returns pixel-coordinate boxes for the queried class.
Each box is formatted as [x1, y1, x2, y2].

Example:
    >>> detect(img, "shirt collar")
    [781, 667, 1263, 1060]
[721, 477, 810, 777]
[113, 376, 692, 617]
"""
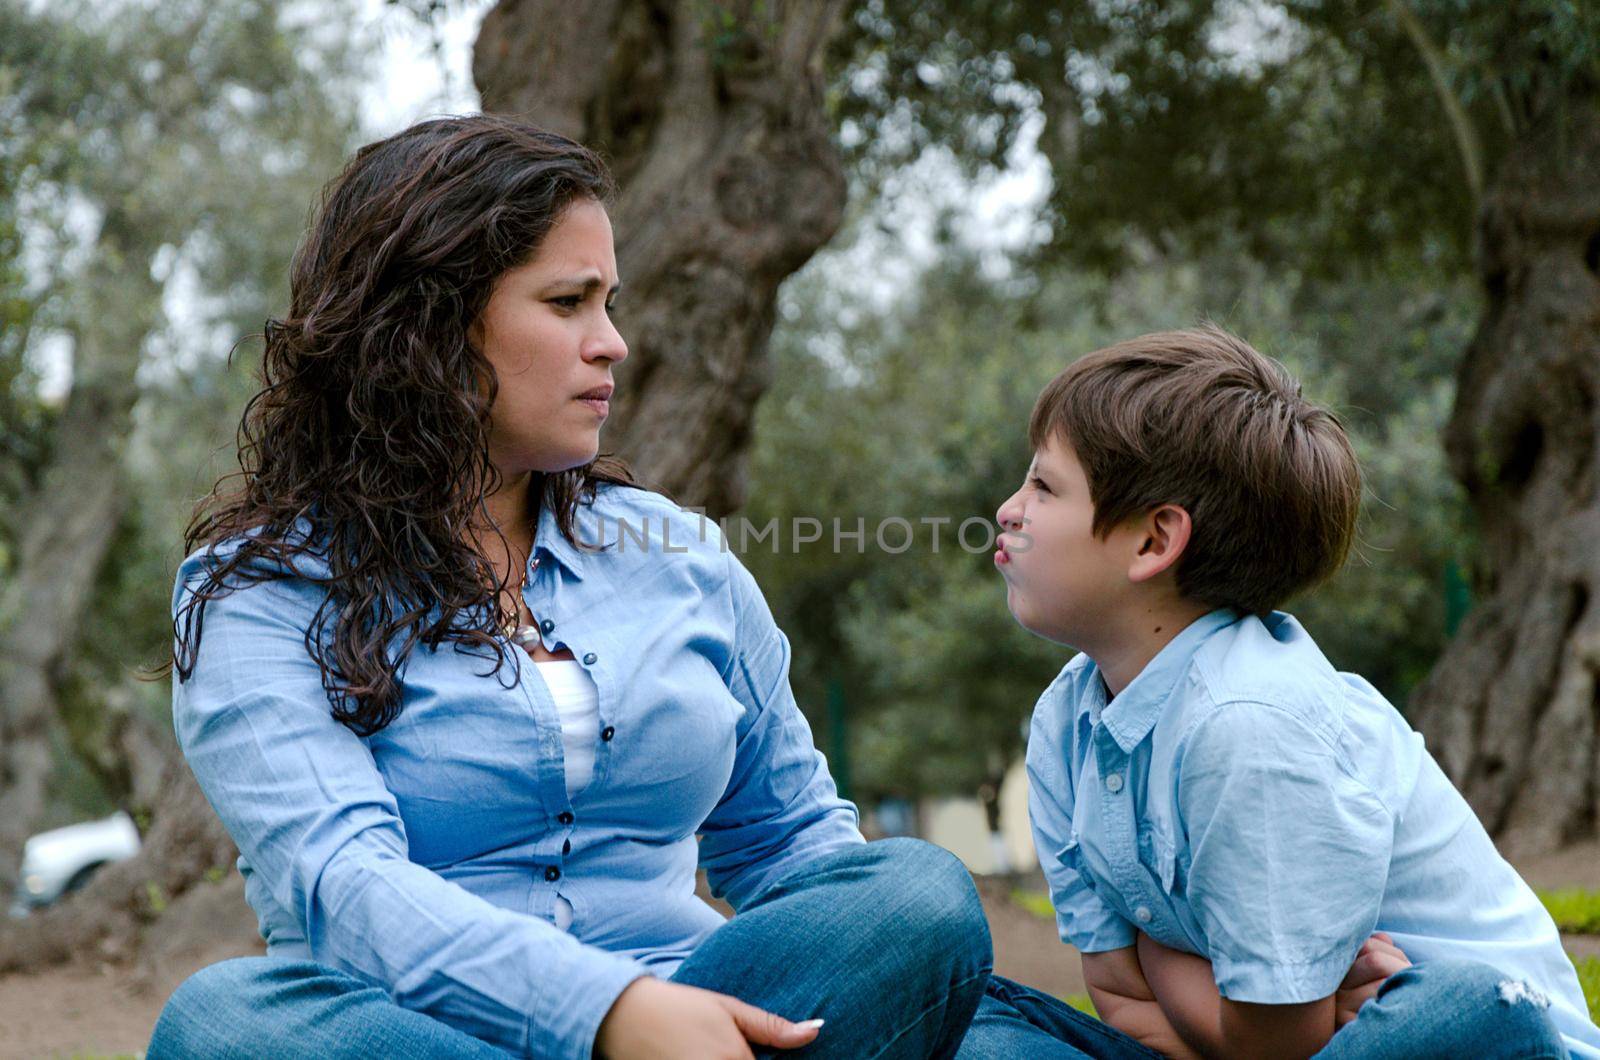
[1094, 608, 1238, 754]
[530, 488, 613, 581]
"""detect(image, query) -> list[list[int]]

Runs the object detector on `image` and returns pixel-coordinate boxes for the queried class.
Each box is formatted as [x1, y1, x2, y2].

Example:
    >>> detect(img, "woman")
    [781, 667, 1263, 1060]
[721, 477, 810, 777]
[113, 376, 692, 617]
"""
[148, 114, 989, 1060]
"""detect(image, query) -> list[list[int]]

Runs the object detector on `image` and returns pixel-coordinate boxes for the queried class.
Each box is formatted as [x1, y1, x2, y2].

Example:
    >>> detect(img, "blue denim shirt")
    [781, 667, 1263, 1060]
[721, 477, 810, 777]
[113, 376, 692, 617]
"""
[1028, 609, 1600, 1058]
[172, 484, 862, 1060]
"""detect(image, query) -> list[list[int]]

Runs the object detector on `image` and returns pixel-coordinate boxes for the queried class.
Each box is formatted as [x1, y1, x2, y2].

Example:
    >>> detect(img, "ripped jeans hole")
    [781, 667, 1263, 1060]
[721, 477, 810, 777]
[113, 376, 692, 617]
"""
[1495, 978, 1552, 1009]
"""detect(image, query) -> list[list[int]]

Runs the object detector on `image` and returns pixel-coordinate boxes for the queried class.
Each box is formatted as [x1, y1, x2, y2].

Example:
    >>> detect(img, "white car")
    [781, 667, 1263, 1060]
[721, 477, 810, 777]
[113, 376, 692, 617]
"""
[8, 811, 140, 917]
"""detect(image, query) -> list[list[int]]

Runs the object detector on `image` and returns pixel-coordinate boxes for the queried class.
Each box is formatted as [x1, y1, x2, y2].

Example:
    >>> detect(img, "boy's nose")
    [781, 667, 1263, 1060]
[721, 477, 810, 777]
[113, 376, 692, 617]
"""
[995, 491, 1023, 532]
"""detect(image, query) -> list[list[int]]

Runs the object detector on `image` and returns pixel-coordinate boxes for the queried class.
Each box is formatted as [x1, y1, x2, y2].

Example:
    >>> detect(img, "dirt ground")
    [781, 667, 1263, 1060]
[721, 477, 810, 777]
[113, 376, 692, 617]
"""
[1, 842, 1595, 1059]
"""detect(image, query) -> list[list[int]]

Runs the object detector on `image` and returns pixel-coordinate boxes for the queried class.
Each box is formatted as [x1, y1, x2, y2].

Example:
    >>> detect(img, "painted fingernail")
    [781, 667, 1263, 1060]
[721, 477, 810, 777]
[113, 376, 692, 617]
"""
[796, 1019, 825, 1031]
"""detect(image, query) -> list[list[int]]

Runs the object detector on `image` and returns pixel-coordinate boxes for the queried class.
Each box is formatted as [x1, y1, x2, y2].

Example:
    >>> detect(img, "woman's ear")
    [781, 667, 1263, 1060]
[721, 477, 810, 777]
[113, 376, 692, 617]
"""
[1127, 504, 1192, 584]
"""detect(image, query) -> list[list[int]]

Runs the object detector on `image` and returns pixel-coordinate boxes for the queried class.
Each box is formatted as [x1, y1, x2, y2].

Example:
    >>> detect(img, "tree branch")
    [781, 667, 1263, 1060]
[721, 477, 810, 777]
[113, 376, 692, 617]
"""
[1387, 0, 1484, 205]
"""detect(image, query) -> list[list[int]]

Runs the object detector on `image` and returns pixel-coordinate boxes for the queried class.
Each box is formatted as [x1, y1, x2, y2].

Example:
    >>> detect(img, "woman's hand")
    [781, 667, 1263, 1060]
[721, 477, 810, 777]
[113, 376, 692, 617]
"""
[1334, 932, 1411, 1028]
[594, 977, 824, 1059]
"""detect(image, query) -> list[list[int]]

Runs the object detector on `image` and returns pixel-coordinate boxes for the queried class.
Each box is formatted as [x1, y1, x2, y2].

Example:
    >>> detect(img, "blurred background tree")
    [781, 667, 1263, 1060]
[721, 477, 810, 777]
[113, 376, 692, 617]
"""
[810, 0, 1600, 857]
[0, 0, 1594, 978]
[746, 232, 1478, 837]
[0, 0, 364, 968]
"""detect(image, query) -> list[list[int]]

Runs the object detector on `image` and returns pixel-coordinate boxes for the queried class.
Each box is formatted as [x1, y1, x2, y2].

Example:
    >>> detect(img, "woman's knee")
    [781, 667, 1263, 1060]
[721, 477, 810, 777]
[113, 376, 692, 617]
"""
[150, 957, 281, 1057]
[871, 838, 992, 973]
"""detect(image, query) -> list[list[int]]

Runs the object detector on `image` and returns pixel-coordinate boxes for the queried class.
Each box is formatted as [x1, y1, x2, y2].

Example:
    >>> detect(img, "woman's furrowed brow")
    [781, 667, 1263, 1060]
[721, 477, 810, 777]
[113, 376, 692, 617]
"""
[539, 274, 622, 296]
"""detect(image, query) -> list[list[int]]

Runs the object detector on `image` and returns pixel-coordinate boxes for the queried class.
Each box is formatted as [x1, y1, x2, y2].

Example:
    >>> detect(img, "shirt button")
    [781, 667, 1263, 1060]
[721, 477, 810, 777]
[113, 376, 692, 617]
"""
[544, 866, 561, 882]
[582, 652, 597, 666]
[1105, 773, 1124, 793]
[1135, 906, 1152, 924]
[601, 725, 615, 742]
[540, 618, 555, 635]
[557, 811, 574, 825]
[530, 557, 540, 569]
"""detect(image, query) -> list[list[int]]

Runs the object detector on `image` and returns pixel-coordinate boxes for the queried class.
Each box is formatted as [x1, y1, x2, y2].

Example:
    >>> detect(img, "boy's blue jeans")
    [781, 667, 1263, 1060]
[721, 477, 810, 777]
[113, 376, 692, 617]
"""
[957, 957, 1572, 1059]
[148, 837, 992, 1059]
[149, 833, 1571, 1060]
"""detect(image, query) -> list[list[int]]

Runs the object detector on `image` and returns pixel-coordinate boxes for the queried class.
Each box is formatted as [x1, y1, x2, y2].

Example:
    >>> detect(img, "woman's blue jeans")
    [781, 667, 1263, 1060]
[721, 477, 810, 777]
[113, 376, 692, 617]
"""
[148, 837, 992, 1059]
[958, 957, 1572, 1059]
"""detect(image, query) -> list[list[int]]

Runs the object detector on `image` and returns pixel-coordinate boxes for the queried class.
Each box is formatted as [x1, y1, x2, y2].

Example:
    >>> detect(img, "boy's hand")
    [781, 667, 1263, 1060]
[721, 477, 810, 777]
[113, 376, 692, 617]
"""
[1334, 932, 1410, 1028]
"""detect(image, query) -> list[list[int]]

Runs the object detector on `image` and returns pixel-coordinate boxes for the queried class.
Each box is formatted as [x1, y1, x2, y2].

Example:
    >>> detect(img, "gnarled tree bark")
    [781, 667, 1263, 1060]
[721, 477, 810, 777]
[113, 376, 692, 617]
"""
[1408, 90, 1600, 859]
[473, 0, 849, 515]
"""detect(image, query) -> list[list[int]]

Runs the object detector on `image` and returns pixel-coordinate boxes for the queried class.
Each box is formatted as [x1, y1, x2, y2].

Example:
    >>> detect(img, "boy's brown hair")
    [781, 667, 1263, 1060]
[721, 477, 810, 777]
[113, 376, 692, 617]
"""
[1028, 323, 1360, 616]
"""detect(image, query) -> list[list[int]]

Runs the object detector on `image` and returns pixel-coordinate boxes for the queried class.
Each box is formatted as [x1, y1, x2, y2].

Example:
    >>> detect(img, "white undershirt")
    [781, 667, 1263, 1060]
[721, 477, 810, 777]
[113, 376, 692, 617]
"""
[529, 659, 599, 932]
[533, 660, 599, 794]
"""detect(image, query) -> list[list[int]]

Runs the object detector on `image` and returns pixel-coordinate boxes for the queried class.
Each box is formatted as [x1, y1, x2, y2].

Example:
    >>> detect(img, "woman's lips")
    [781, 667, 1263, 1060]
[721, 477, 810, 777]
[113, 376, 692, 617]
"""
[576, 385, 613, 417]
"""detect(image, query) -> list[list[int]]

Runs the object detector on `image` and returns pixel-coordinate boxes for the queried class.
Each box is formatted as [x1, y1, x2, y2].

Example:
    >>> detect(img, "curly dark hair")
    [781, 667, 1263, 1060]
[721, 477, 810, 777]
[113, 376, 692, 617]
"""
[162, 114, 634, 736]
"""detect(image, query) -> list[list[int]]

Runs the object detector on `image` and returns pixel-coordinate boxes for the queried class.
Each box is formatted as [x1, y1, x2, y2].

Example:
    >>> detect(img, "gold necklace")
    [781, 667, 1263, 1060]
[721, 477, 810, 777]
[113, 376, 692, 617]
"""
[502, 551, 542, 649]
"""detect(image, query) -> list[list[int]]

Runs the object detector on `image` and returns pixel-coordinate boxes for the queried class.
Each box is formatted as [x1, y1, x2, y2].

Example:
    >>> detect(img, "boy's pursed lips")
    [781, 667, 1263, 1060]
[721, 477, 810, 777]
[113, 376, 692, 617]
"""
[994, 535, 1015, 567]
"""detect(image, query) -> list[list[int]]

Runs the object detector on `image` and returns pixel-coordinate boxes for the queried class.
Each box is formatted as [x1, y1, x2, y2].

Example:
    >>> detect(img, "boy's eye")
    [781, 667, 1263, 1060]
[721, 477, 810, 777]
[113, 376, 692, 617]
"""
[1030, 475, 1051, 494]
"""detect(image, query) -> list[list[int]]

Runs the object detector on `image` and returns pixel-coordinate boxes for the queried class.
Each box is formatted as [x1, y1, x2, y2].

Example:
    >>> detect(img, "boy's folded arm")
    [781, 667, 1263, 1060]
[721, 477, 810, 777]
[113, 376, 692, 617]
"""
[1133, 933, 1338, 1060]
[1080, 946, 1206, 1060]
[1133, 932, 1225, 1057]
[1218, 995, 1338, 1060]
[1163, 703, 1394, 1058]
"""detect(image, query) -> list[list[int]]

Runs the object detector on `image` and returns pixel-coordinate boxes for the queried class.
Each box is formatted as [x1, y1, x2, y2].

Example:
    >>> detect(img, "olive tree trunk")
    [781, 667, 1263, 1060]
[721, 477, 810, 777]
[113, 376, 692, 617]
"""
[1408, 93, 1600, 859]
[0, 209, 156, 895]
[473, 0, 849, 515]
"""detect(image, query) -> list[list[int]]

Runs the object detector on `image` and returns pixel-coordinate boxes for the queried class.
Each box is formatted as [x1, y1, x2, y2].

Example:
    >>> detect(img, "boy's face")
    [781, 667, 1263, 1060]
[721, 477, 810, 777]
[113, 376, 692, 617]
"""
[993, 436, 1140, 648]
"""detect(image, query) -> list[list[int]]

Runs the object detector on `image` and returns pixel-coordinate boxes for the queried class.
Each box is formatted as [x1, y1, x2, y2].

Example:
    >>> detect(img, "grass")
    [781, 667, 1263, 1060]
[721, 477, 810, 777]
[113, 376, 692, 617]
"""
[1575, 956, 1600, 1024]
[1538, 889, 1600, 935]
[1012, 887, 1055, 922]
[1014, 887, 1600, 1022]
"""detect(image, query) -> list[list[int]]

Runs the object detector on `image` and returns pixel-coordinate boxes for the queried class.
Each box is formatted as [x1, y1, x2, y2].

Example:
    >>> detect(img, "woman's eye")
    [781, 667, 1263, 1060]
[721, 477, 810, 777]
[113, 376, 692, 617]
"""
[551, 295, 582, 309]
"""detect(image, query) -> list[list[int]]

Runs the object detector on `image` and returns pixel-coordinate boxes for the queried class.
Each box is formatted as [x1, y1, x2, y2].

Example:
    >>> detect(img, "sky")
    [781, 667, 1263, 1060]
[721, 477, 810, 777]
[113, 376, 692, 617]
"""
[358, 0, 494, 137]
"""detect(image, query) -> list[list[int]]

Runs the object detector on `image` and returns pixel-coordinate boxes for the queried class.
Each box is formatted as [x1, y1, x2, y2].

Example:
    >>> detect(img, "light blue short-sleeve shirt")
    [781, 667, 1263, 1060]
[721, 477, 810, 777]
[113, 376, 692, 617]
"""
[1027, 608, 1600, 1058]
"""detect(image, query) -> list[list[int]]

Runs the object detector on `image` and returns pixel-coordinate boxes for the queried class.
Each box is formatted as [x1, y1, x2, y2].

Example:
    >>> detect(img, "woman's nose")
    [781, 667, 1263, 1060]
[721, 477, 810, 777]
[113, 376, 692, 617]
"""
[586, 313, 629, 364]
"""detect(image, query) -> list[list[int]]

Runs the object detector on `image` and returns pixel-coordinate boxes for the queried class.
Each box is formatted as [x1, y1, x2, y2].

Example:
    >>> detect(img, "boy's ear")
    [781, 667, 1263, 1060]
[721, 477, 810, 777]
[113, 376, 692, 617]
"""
[1127, 504, 1192, 584]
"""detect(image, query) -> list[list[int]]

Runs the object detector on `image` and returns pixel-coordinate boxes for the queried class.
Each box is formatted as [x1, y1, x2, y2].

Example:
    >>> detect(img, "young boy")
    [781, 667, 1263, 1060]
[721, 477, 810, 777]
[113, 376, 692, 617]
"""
[970, 326, 1598, 1059]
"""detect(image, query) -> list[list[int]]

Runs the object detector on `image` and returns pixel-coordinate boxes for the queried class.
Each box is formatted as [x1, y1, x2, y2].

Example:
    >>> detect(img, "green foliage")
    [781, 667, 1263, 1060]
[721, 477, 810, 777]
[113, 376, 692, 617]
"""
[749, 232, 1472, 799]
[143, 880, 167, 917]
[1541, 890, 1600, 935]
[831, 0, 1598, 287]
[1575, 955, 1600, 1024]
[829, 0, 1471, 279]
[0, 0, 367, 817]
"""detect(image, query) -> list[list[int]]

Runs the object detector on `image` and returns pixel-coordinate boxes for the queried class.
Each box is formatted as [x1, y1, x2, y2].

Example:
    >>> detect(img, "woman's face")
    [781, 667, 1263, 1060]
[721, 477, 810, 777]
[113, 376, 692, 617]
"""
[470, 197, 628, 475]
